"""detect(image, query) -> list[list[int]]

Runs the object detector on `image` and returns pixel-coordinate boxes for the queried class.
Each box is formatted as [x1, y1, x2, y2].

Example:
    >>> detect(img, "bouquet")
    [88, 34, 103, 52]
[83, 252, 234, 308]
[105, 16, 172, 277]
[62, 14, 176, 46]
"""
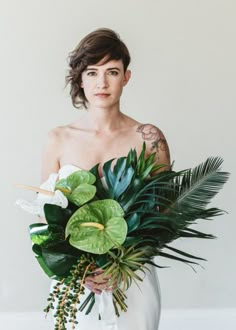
[16, 143, 229, 330]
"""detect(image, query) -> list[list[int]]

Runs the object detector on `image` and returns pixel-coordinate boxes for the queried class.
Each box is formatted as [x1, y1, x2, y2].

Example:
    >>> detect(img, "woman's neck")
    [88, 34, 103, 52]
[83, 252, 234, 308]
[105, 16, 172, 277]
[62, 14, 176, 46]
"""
[83, 105, 126, 133]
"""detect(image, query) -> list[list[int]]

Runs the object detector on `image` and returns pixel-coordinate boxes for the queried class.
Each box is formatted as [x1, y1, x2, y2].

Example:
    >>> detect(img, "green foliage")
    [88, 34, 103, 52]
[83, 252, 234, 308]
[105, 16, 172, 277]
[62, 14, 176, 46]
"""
[123, 156, 229, 265]
[102, 244, 159, 291]
[168, 157, 229, 215]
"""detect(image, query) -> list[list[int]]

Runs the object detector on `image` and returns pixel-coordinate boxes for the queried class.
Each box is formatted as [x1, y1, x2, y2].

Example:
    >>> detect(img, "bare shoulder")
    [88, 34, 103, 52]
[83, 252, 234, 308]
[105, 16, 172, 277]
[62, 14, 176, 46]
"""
[136, 123, 171, 168]
[46, 125, 69, 141]
[121, 113, 141, 129]
[44, 124, 75, 147]
[136, 123, 168, 151]
[41, 125, 69, 182]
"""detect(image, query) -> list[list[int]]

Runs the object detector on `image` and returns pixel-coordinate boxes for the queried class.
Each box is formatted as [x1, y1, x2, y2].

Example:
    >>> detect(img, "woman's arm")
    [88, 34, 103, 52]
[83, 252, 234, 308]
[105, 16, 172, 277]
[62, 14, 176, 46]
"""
[38, 128, 62, 223]
[41, 127, 61, 182]
[137, 123, 171, 172]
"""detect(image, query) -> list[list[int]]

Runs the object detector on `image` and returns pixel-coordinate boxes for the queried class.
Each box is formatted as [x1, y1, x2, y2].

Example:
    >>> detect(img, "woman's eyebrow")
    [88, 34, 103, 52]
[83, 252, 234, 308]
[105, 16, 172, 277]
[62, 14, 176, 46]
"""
[107, 67, 121, 71]
[85, 67, 121, 71]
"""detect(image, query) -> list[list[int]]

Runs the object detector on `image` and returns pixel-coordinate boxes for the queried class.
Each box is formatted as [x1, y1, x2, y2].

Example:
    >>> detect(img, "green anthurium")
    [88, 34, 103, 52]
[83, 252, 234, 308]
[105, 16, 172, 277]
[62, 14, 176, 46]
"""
[67, 170, 96, 186]
[65, 199, 127, 254]
[55, 170, 97, 206]
[69, 183, 96, 206]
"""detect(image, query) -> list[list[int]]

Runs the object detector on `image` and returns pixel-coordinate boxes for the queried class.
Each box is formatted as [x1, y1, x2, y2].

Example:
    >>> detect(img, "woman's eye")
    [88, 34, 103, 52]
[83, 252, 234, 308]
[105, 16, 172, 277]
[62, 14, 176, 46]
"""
[108, 71, 119, 76]
[87, 71, 96, 76]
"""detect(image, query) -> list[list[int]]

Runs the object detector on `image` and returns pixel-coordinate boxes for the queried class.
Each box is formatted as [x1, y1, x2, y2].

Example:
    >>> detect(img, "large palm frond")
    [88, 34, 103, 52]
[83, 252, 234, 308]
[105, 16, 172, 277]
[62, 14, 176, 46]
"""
[164, 157, 229, 216]
[122, 156, 229, 266]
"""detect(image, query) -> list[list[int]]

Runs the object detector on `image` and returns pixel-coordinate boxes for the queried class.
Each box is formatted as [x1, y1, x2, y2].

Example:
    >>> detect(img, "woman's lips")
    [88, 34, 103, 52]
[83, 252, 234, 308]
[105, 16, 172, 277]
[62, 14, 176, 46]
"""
[95, 93, 110, 98]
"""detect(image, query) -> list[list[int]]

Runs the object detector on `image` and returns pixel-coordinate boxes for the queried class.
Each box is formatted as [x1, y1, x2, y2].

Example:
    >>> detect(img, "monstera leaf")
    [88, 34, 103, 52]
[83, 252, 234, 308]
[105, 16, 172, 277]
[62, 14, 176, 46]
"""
[55, 170, 96, 207]
[65, 199, 127, 254]
[102, 157, 135, 199]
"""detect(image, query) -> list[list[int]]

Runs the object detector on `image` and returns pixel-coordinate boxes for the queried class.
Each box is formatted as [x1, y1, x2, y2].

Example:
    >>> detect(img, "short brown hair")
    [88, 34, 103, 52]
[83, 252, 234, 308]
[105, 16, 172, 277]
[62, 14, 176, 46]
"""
[65, 28, 131, 109]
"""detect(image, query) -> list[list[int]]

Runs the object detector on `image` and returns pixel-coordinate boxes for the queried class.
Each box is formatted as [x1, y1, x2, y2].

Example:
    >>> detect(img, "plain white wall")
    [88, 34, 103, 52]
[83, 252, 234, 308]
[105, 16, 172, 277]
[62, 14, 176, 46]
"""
[1, 0, 235, 321]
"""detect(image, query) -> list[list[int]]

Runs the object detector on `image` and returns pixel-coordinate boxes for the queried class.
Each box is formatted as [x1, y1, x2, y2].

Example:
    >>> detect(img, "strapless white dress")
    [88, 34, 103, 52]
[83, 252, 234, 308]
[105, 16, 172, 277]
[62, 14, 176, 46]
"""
[25, 164, 161, 330]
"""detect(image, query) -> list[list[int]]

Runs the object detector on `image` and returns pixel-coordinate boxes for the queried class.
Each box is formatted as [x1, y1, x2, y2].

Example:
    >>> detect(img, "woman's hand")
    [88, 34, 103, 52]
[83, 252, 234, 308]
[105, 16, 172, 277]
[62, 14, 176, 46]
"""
[84, 268, 115, 295]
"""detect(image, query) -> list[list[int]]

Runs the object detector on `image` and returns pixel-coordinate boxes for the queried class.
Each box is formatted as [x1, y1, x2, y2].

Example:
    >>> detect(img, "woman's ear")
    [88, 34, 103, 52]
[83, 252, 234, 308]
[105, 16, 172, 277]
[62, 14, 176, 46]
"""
[81, 80, 84, 88]
[123, 69, 131, 86]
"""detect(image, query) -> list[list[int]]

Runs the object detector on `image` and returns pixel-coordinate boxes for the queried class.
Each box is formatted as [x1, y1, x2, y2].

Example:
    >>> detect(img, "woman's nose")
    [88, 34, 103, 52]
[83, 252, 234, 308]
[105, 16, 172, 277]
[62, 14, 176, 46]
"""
[96, 73, 108, 88]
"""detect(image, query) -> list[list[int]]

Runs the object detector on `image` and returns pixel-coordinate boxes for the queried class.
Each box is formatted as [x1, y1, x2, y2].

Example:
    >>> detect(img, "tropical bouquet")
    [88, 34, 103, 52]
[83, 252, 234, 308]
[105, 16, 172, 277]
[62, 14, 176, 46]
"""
[16, 143, 229, 330]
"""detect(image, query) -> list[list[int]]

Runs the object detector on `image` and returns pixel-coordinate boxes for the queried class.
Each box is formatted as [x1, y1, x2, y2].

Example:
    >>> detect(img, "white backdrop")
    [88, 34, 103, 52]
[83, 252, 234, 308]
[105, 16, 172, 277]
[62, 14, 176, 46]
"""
[1, 0, 235, 329]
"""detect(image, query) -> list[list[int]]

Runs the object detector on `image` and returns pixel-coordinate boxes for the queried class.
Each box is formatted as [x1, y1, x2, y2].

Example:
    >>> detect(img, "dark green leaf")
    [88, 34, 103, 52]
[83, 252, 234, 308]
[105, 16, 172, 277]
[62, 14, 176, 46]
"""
[126, 213, 140, 233]
[44, 204, 73, 227]
[41, 246, 78, 277]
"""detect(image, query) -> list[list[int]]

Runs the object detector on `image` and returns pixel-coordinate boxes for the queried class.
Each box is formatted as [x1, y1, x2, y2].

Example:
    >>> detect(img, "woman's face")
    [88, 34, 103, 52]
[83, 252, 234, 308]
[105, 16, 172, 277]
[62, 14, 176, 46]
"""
[81, 59, 131, 109]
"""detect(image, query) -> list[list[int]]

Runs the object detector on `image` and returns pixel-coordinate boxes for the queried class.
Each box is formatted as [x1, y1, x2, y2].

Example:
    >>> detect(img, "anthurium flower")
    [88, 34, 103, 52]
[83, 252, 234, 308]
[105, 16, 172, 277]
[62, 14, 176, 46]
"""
[16, 173, 68, 217]
[65, 199, 127, 254]
[55, 170, 96, 207]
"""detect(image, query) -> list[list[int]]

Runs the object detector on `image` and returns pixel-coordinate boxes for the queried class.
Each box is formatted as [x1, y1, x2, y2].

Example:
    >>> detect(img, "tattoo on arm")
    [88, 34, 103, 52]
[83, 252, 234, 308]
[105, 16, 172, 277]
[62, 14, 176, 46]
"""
[136, 124, 170, 157]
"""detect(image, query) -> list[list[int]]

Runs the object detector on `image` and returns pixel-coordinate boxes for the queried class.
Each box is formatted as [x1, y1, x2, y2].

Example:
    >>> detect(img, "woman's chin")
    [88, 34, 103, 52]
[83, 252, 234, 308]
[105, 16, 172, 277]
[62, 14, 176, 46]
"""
[89, 99, 119, 109]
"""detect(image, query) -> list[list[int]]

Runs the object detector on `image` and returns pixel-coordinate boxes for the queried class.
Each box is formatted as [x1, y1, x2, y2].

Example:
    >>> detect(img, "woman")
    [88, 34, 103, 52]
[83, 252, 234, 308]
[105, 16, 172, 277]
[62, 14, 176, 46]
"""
[42, 28, 170, 330]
